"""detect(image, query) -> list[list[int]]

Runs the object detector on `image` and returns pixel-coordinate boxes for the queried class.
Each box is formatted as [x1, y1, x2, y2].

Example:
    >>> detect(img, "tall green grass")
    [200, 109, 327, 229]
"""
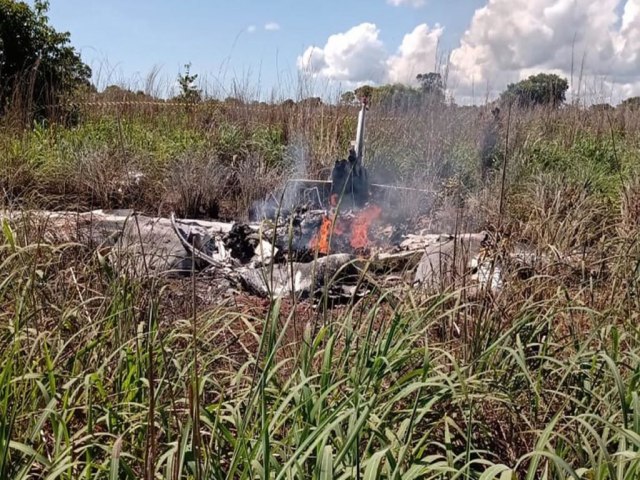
[1, 190, 639, 479]
[1, 97, 640, 479]
[3, 102, 640, 222]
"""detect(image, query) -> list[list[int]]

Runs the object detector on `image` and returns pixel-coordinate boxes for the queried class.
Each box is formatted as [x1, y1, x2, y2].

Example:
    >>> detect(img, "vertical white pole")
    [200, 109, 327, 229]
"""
[354, 103, 366, 164]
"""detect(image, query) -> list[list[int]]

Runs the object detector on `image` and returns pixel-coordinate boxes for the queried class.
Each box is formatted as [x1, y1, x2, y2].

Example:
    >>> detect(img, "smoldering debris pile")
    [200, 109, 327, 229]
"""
[1, 206, 548, 302]
[1, 104, 560, 301]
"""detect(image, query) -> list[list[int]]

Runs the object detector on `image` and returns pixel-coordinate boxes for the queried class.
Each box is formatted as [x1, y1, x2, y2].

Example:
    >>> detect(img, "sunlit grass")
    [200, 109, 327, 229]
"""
[1, 187, 639, 479]
[1, 96, 640, 479]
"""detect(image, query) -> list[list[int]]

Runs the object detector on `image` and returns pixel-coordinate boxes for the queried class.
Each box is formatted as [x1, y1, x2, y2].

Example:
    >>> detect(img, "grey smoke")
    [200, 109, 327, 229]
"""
[251, 133, 309, 220]
[281, 133, 308, 208]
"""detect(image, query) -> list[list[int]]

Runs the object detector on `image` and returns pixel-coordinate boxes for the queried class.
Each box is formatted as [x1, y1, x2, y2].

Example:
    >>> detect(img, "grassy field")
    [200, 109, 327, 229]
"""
[1, 99, 640, 479]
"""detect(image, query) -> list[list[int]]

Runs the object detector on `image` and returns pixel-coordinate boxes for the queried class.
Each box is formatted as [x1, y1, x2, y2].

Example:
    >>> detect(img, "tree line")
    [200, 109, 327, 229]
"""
[341, 72, 573, 110]
[3, 0, 640, 123]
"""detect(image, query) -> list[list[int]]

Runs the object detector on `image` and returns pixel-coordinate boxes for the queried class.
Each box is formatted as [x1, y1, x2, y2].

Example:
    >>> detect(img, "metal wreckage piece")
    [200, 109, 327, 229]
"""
[330, 99, 370, 208]
[271, 99, 433, 214]
[159, 99, 516, 298]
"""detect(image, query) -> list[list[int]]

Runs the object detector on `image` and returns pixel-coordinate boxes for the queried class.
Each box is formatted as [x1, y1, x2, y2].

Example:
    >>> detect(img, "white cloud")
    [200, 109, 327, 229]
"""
[387, 0, 426, 7]
[298, 1, 640, 102]
[297, 22, 441, 86]
[297, 23, 389, 83]
[448, 0, 640, 100]
[387, 23, 443, 84]
[247, 25, 256, 33]
[264, 22, 281, 31]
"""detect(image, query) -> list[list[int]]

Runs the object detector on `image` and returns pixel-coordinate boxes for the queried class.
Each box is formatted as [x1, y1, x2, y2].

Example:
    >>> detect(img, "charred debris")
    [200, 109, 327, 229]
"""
[2, 101, 542, 302]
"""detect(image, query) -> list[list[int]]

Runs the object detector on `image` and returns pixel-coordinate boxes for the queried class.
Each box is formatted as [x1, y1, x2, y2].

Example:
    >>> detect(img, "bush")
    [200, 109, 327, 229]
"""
[166, 153, 230, 218]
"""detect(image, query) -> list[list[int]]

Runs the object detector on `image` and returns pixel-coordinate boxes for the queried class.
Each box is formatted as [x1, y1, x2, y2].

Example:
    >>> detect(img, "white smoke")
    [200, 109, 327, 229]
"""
[251, 134, 310, 220]
[280, 134, 309, 209]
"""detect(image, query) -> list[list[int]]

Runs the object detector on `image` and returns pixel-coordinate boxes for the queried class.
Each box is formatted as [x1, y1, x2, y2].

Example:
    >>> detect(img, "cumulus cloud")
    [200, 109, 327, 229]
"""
[264, 22, 281, 31]
[297, 22, 441, 85]
[298, 1, 640, 102]
[387, 0, 426, 7]
[387, 24, 443, 83]
[449, 0, 640, 100]
[297, 23, 389, 83]
[247, 25, 256, 33]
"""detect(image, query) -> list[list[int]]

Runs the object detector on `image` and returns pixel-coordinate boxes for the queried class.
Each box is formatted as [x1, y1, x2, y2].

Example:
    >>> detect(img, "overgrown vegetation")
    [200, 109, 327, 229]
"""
[1, 168, 639, 478]
[1, 2, 640, 478]
[1, 96, 639, 479]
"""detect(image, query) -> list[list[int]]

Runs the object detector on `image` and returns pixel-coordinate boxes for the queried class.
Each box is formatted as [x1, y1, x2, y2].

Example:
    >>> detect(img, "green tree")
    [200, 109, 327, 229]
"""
[416, 72, 445, 104]
[354, 84, 421, 110]
[0, 0, 91, 120]
[376, 83, 421, 110]
[353, 81, 445, 111]
[619, 96, 640, 110]
[339, 91, 357, 106]
[354, 85, 374, 103]
[500, 73, 569, 108]
[175, 62, 201, 102]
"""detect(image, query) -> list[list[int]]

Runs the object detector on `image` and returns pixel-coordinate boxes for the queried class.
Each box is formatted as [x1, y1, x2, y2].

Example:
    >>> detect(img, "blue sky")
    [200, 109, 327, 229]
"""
[44, 0, 484, 98]
[42, 0, 640, 103]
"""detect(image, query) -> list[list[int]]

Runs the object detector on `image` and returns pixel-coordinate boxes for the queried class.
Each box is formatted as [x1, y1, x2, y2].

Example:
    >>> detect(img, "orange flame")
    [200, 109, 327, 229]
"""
[309, 214, 344, 254]
[350, 204, 382, 250]
[309, 204, 382, 254]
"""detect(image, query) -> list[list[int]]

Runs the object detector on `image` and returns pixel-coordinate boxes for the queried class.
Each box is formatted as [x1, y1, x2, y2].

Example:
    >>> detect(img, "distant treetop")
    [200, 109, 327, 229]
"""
[500, 73, 569, 108]
[620, 96, 640, 110]
[342, 72, 446, 111]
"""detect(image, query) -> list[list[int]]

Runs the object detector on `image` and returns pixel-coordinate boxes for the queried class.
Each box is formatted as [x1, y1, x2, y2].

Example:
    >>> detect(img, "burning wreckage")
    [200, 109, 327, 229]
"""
[7, 102, 538, 300]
